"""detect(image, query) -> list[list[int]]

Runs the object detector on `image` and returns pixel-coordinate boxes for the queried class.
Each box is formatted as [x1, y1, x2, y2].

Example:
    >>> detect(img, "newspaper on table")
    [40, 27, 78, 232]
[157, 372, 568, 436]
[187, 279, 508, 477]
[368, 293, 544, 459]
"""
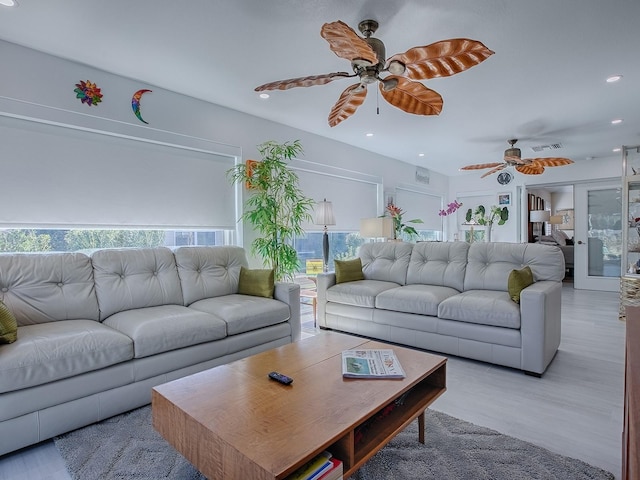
[341, 349, 406, 379]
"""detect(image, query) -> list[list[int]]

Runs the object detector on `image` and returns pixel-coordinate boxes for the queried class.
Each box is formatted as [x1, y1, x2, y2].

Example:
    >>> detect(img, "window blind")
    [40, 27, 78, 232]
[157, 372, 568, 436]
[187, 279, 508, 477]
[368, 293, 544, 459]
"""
[0, 116, 237, 229]
[294, 167, 379, 232]
[395, 188, 443, 232]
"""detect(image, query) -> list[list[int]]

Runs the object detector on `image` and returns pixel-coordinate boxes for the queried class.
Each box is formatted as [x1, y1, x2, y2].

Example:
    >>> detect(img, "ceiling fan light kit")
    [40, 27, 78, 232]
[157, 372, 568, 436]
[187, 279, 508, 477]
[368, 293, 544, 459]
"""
[255, 19, 494, 126]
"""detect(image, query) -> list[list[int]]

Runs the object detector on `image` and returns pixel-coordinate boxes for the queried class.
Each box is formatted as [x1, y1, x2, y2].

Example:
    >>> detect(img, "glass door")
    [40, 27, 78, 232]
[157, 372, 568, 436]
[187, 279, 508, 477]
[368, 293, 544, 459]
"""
[573, 182, 622, 291]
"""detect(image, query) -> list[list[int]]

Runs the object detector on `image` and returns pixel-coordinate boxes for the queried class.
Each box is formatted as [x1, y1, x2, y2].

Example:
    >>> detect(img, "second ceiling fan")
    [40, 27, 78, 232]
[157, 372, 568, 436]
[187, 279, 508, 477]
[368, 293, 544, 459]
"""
[460, 139, 575, 178]
[255, 19, 494, 126]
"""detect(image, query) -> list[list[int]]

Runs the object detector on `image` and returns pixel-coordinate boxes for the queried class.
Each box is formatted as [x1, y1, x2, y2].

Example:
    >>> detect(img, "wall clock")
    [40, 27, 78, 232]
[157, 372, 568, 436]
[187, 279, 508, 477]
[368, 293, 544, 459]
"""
[497, 171, 512, 185]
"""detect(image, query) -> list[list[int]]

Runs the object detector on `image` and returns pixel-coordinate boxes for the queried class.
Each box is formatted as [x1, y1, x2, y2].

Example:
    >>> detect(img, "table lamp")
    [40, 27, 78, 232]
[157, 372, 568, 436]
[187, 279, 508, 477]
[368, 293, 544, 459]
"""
[359, 217, 393, 241]
[530, 210, 550, 238]
[314, 198, 335, 272]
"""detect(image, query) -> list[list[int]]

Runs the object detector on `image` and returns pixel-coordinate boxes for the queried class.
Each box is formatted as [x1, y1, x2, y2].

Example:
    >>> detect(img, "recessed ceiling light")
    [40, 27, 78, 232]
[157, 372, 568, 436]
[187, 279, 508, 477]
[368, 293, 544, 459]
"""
[613, 148, 622, 152]
[258, 93, 269, 99]
[365, 132, 374, 137]
[0, 0, 17, 6]
[611, 119, 623, 125]
[606, 75, 622, 83]
[418, 153, 425, 157]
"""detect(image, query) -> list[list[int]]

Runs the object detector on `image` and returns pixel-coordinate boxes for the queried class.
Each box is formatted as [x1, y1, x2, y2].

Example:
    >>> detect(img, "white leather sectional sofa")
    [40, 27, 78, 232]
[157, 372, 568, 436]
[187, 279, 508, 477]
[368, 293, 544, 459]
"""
[317, 241, 564, 376]
[0, 246, 300, 456]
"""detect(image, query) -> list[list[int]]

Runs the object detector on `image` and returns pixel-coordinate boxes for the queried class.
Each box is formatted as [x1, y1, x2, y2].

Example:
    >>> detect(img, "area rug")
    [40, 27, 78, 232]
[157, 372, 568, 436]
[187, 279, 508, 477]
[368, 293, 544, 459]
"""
[54, 406, 615, 480]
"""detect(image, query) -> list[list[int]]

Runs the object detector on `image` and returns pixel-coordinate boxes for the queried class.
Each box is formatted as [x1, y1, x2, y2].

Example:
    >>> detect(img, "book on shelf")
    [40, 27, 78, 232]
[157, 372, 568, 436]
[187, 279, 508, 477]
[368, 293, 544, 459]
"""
[341, 349, 406, 379]
[317, 458, 343, 480]
[289, 451, 333, 480]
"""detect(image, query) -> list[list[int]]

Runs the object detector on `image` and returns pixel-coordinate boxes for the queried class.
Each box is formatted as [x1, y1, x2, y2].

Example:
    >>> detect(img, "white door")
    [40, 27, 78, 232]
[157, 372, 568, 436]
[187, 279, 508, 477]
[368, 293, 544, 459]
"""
[573, 182, 622, 291]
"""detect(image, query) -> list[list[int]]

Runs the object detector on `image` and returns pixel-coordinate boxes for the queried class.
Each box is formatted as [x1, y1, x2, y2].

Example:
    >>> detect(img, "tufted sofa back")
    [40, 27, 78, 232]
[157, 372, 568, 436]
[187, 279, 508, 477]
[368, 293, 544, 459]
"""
[464, 242, 565, 291]
[358, 242, 414, 285]
[173, 246, 248, 305]
[407, 242, 469, 291]
[91, 247, 183, 320]
[0, 252, 99, 325]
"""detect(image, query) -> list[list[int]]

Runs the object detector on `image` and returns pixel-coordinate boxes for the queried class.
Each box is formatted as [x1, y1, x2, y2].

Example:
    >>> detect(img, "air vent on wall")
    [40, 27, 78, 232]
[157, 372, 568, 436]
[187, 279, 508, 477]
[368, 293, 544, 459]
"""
[531, 143, 563, 152]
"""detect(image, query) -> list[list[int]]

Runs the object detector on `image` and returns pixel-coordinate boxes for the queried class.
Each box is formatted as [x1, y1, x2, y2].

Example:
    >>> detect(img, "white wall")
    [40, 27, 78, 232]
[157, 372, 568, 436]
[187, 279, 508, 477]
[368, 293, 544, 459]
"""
[0, 40, 449, 264]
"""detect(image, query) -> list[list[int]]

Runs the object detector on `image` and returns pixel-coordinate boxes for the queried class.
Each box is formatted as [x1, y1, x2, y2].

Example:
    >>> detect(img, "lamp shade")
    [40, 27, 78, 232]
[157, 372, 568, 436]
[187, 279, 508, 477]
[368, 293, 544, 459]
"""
[549, 215, 563, 225]
[530, 210, 550, 223]
[314, 198, 335, 226]
[360, 217, 393, 238]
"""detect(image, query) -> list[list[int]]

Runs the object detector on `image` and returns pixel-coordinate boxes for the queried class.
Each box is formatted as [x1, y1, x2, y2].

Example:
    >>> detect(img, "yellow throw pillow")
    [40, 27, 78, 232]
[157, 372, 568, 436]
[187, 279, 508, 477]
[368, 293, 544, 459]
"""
[508, 266, 534, 304]
[0, 300, 18, 344]
[238, 267, 274, 298]
[335, 258, 365, 284]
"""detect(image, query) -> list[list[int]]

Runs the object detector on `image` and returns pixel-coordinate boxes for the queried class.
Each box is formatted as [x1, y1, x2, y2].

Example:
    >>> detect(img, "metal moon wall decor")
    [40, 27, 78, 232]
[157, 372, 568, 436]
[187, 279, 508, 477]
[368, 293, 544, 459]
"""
[131, 89, 152, 124]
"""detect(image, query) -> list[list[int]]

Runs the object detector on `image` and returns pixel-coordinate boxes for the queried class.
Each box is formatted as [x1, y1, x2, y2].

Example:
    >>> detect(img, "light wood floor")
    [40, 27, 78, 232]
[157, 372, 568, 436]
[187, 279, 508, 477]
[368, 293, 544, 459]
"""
[0, 283, 625, 480]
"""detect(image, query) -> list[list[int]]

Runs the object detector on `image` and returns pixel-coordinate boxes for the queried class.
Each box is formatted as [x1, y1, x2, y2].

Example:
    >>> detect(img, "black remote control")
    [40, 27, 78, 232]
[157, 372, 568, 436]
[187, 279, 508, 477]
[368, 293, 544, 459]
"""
[268, 371, 293, 385]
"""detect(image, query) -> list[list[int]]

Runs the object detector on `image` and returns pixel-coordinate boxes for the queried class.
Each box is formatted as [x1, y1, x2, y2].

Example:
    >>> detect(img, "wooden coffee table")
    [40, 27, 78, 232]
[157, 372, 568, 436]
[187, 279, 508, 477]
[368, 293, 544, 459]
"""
[152, 332, 446, 480]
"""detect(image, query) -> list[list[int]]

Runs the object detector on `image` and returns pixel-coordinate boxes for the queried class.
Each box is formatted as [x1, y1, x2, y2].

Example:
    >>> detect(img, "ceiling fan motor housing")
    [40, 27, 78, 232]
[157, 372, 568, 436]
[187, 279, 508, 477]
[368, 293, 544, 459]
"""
[504, 147, 521, 159]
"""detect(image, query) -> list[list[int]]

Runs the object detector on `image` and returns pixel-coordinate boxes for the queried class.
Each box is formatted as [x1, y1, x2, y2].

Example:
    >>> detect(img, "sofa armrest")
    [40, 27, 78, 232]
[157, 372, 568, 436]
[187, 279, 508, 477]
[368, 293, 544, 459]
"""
[274, 282, 301, 341]
[316, 272, 336, 328]
[519, 280, 562, 375]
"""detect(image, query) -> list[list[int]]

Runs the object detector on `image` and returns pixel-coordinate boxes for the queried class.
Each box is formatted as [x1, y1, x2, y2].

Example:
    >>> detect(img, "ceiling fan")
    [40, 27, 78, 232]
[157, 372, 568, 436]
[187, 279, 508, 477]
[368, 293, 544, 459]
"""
[255, 20, 494, 127]
[460, 139, 575, 178]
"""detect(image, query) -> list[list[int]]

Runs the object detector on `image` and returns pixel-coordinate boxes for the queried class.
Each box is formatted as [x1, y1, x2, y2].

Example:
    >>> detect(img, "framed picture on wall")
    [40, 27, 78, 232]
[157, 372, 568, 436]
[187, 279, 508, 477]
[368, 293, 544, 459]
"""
[556, 209, 574, 230]
[498, 193, 511, 206]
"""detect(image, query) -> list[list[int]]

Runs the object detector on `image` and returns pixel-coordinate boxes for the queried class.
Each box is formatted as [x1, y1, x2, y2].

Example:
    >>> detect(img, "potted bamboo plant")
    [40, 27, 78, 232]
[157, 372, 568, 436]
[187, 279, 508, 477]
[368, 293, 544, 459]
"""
[227, 140, 315, 281]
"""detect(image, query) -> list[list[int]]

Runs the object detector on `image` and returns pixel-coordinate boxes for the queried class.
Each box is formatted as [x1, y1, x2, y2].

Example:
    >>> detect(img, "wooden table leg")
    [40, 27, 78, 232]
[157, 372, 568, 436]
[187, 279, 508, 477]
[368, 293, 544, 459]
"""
[418, 410, 425, 444]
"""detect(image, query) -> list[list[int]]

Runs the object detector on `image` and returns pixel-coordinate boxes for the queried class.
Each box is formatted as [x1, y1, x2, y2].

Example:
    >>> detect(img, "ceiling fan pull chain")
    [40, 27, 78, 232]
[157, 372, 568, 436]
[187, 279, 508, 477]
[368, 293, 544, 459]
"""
[376, 88, 380, 115]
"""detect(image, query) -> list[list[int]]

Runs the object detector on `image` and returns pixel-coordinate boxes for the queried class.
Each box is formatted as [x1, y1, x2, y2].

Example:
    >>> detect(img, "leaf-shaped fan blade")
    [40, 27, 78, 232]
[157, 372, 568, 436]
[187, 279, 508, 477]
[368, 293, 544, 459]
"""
[328, 84, 368, 127]
[321, 21, 378, 65]
[516, 164, 545, 175]
[387, 39, 494, 80]
[255, 72, 352, 91]
[480, 164, 506, 178]
[459, 162, 504, 171]
[527, 157, 575, 168]
[379, 77, 443, 115]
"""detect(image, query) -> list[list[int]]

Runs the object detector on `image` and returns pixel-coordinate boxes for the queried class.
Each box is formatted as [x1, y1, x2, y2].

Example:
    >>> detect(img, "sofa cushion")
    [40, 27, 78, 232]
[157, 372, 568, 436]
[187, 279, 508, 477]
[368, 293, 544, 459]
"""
[0, 300, 18, 344]
[238, 267, 274, 298]
[335, 258, 364, 284]
[407, 242, 469, 291]
[0, 252, 99, 325]
[508, 266, 534, 304]
[358, 242, 413, 285]
[326, 280, 399, 308]
[464, 242, 565, 292]
[103, 305, 227, 358]
[173, 246, 248, 305]
[188, 294, 290, 335]
[438, 290, 521, 329]
[91, 247, 184, 320]
[376, 284, 460, 317]
[0, 320, 133, 394]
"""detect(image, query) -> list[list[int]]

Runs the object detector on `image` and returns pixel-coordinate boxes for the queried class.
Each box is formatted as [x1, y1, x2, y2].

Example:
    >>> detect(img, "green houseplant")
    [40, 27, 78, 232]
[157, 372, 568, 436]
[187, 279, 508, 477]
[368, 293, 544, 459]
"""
[227, 140, 315, 282]
[465, 205, 509, 241]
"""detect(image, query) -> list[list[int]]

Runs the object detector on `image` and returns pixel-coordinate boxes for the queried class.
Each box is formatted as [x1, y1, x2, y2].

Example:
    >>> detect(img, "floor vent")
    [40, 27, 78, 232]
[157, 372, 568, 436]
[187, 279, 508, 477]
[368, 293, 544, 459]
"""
[531, 143, 563, 152]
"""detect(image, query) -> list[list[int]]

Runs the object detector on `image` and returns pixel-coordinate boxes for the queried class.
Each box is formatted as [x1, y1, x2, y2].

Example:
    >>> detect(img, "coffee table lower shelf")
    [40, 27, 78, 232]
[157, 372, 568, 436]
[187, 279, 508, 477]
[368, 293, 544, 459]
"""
[329, 372, 446, 478]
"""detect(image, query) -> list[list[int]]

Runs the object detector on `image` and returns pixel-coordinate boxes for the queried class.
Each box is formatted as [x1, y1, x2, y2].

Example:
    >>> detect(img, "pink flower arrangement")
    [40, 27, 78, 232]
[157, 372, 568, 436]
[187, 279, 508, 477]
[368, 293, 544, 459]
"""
[438, 200, 463, 217]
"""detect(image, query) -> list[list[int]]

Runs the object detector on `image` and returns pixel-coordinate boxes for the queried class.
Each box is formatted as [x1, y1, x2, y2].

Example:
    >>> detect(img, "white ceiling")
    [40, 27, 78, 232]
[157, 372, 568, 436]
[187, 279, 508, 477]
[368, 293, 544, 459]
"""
[1, 0, 638, 177]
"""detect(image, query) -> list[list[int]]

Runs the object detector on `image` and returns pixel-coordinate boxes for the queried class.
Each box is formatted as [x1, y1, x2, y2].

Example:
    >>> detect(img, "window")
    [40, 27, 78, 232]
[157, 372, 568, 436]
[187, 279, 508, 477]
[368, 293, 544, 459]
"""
[0, 228, 234, 253]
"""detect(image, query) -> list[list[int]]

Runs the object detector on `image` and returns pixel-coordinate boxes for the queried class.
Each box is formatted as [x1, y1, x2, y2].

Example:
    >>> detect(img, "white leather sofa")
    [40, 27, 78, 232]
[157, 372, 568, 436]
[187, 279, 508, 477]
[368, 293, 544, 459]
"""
[317, 241, 564, 376]
[0, 246, 300, 456]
